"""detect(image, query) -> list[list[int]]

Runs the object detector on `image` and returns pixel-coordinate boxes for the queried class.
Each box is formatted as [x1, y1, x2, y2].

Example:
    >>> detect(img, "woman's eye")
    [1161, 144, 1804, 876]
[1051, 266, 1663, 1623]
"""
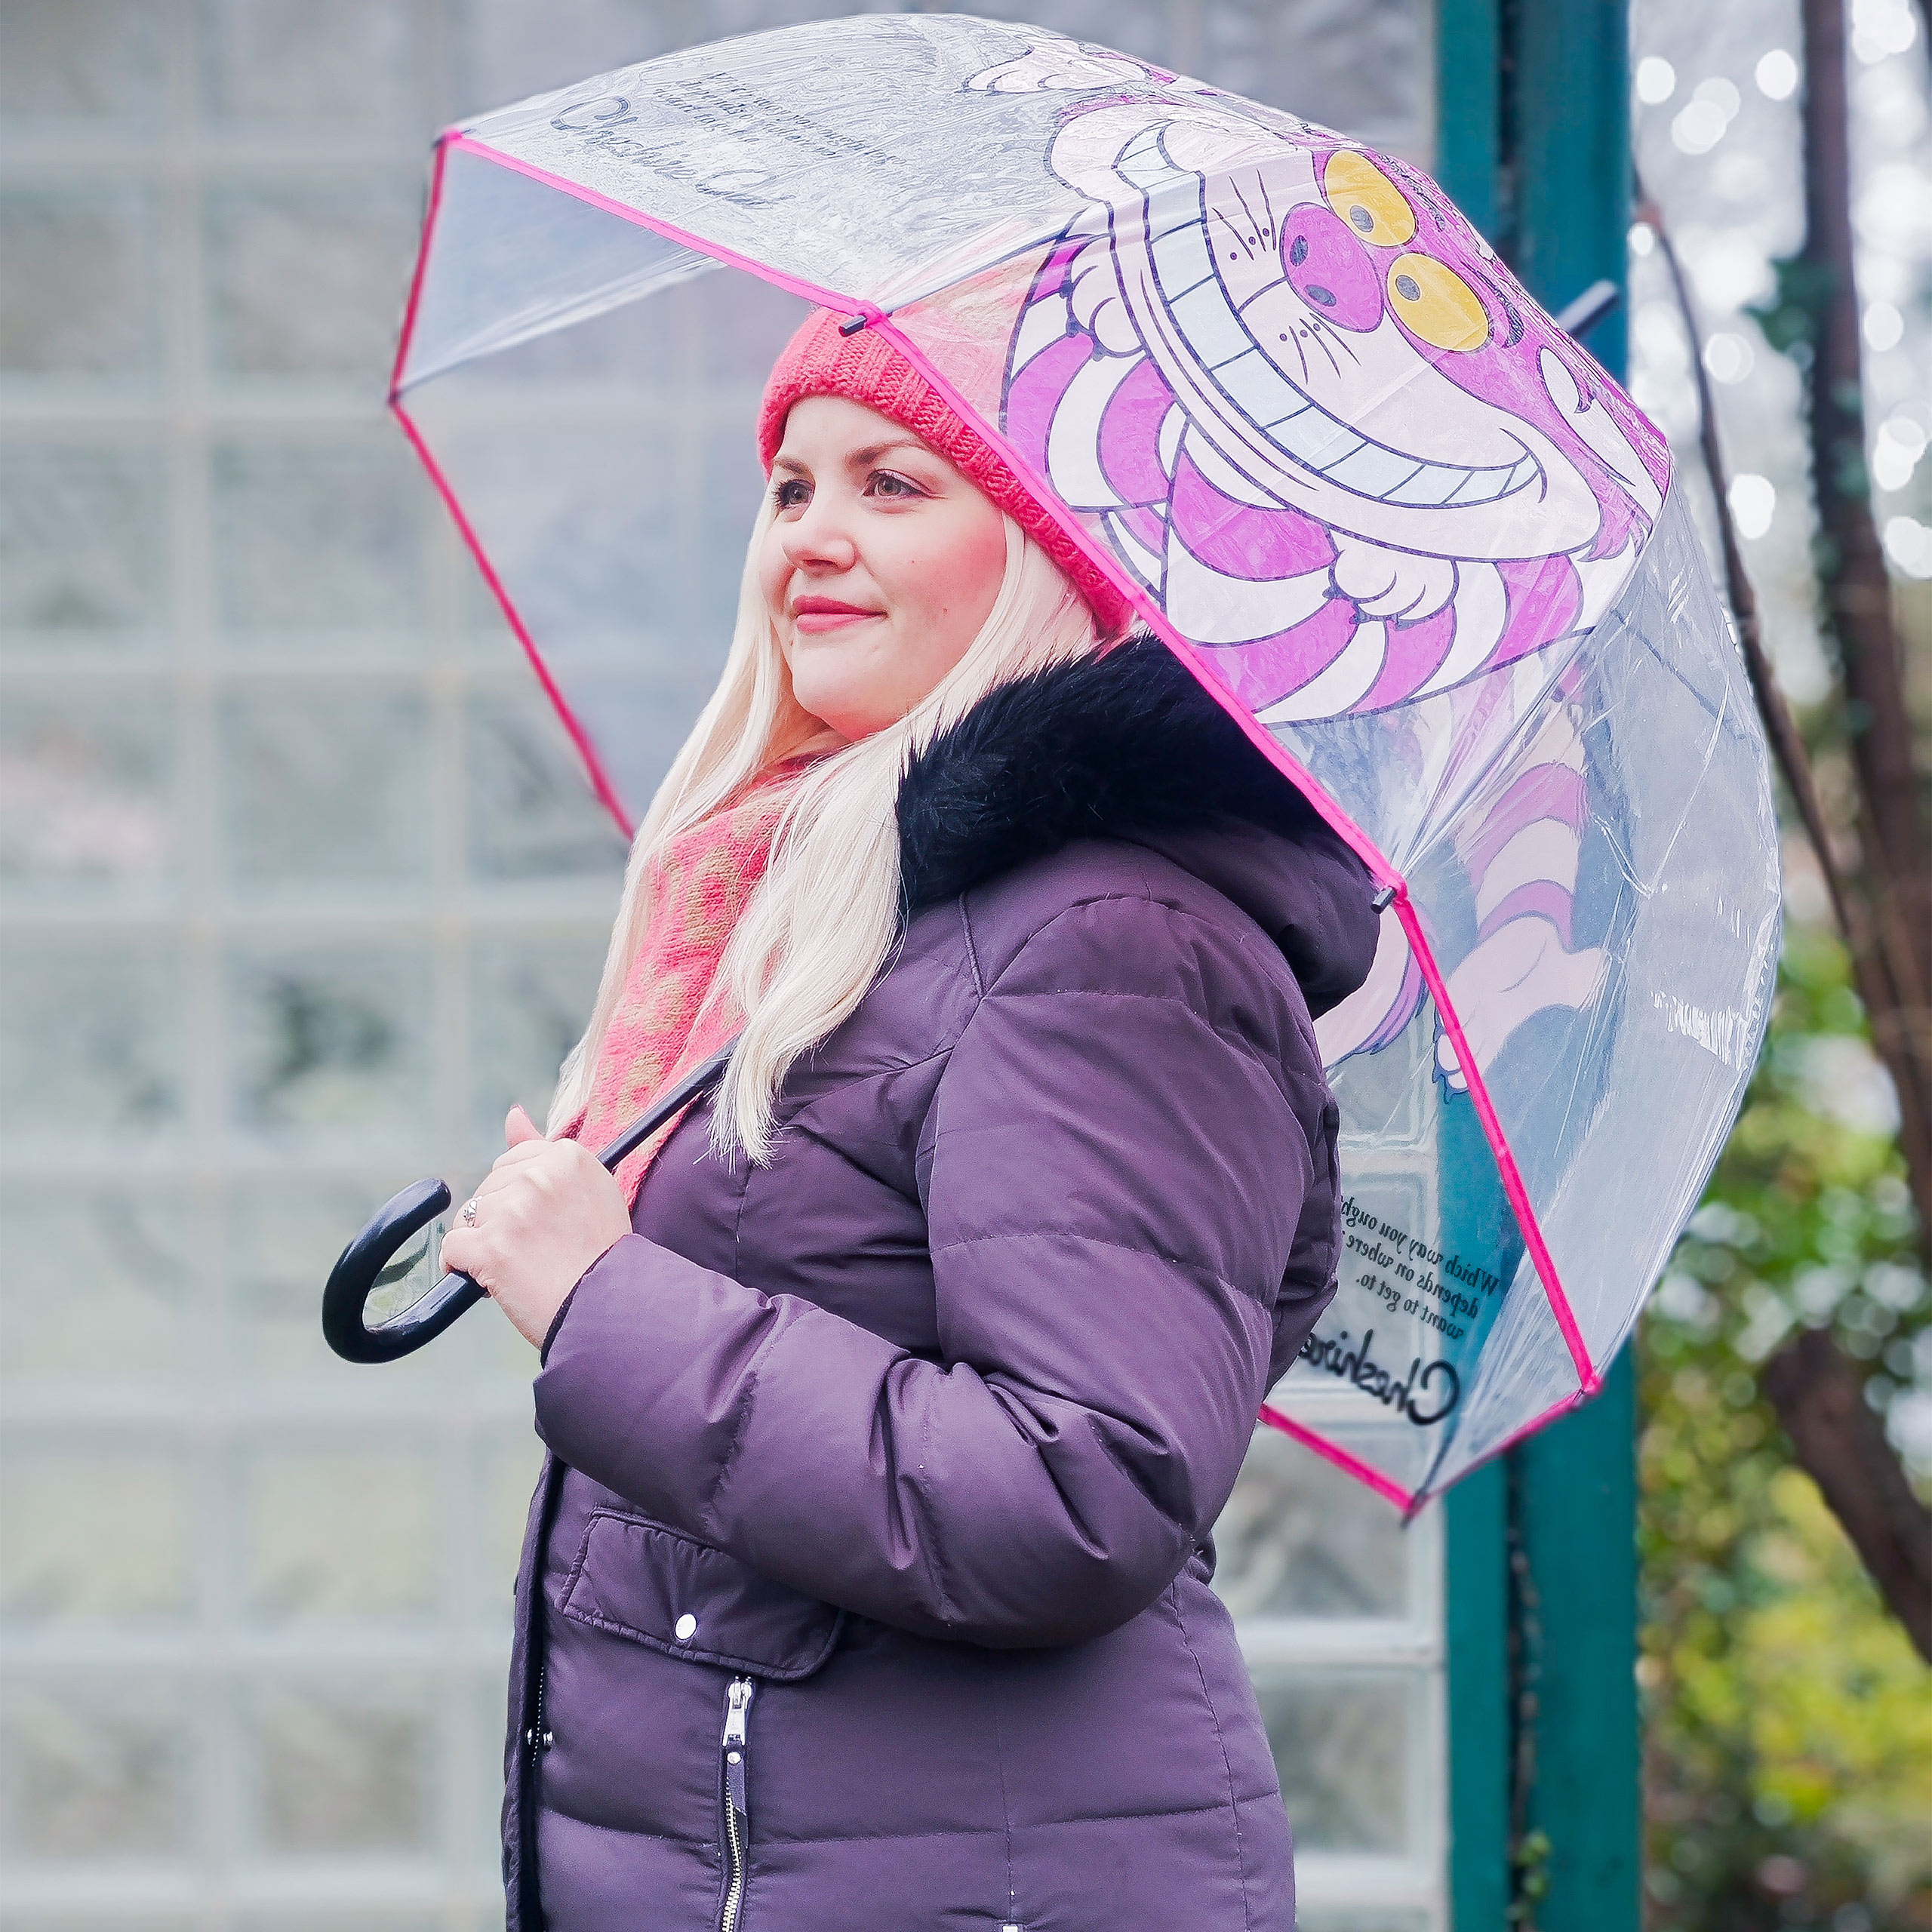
[867, 470, 923, 499]
[773, 478, 811, 509]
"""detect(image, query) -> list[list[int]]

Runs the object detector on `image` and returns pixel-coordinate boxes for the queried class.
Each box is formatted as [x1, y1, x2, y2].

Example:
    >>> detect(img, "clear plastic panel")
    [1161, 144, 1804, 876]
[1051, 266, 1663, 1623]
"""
[401, 167, 811, 820]
[1426, 491, 1780, 1374]
[1272, 961, 1535, 1500]
[452, 16, 1317, 312]
[401, 141, 718, 392]
[1426, 1260, 1587, 1490]
[1260, 640, 1595, 875]
[1272, 490, 1778, 1501]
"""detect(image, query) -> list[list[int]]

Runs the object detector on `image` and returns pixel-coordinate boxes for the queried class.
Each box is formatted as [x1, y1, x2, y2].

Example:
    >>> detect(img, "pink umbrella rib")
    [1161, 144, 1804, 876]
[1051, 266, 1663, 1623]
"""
[1403, 1386, 1591, 1521]
[437, 134, 882, 322]
[391, 398, 635, 833]
[387, 137, 635, 831]
[389, 134, 451, 404]
[388, 134, 889, 837]
[872, 316, 1397, 891]
[1394, 889, 1599, 1395]
[1257, 1404, 1418, 1513]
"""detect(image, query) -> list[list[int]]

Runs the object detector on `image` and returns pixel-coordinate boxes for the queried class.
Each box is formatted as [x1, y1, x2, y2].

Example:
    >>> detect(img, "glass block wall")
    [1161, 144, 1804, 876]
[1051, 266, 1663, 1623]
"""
[0, 3, 1441, 1927]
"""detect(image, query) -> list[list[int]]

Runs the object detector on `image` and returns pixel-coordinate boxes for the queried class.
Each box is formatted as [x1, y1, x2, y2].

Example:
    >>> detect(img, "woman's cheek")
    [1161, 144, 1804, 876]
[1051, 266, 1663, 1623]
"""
[895, 528, 1002, 674]
[756, 529, 793, 632]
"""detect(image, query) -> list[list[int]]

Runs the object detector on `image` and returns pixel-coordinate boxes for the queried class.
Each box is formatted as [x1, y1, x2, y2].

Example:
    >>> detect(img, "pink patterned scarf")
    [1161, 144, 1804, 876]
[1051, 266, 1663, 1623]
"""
[565, 759, 814, 1203]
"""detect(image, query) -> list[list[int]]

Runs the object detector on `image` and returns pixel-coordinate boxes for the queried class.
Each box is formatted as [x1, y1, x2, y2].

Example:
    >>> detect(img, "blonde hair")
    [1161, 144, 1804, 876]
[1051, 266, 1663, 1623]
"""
[548, 495, 1106, 1160]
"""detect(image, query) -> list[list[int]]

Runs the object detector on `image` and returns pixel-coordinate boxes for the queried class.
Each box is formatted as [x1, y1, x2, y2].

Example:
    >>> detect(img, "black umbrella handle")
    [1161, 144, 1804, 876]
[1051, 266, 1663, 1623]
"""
[321, 1042, 737, 1364]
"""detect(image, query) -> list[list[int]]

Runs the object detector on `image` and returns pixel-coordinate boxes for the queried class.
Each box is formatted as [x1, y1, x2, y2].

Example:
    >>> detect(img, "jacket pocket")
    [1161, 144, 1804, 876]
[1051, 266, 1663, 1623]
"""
[557, 1507, 844, 1681]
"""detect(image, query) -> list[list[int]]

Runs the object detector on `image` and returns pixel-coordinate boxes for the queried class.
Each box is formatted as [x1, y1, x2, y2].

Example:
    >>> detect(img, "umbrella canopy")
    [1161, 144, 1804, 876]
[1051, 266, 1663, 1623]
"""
[391, 14, 1780, 1510]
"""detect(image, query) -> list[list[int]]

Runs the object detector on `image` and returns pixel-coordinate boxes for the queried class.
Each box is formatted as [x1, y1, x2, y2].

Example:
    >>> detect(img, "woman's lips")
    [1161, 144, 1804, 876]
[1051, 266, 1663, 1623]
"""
[792, 597, 882, 634]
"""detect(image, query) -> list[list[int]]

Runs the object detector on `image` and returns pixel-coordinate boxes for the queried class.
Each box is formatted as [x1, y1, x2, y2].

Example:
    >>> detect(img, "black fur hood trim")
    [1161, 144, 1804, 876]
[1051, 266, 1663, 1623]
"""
[897, 634, 1380, 1016]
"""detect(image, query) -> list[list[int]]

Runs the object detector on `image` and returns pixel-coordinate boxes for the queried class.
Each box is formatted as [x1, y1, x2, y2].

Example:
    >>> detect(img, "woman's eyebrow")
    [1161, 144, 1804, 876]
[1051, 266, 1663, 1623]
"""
[848, 437, 933, 466]
[773, 436, 936, 475]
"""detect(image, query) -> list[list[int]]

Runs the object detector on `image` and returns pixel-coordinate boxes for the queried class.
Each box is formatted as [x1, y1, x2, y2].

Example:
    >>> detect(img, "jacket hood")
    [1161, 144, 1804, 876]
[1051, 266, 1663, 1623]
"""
[897, 635, 1381, 1018]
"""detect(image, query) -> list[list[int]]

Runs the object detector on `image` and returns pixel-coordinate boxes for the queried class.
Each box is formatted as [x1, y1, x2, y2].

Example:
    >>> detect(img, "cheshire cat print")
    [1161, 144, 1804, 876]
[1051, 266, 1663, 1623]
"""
[974, 45, 1670, 724]
[1312, 687, 1609, 1088]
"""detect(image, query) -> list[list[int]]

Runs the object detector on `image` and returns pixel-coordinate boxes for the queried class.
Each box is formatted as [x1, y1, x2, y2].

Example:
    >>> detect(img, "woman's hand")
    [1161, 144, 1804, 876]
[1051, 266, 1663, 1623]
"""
[437, 1108, 634, 1349]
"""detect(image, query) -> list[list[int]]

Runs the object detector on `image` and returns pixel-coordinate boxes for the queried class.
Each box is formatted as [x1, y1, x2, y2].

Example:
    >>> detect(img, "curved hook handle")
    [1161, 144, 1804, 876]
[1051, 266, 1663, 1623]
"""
[321, 1179, 484, 1363]
[321, 1042, 737, 1364]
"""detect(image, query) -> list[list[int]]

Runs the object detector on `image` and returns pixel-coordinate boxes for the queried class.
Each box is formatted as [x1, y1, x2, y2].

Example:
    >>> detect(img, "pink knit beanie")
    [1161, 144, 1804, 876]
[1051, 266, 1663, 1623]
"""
[757, 309, 1133, 636]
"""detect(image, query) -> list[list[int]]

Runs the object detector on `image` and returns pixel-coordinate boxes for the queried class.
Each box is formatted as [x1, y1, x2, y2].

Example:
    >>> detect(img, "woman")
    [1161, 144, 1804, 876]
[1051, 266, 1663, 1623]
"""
[439, 309, 1380, 1932]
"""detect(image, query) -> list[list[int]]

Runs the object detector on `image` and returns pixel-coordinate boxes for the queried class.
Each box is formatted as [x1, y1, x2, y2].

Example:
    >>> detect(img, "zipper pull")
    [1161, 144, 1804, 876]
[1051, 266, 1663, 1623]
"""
[722, 1676, 754, 1749]
[722, 1678, 755, 1824]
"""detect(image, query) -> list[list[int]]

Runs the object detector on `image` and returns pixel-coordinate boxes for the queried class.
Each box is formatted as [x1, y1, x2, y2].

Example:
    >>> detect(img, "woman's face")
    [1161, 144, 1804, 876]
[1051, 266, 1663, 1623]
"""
[761, 395, 1009, 742]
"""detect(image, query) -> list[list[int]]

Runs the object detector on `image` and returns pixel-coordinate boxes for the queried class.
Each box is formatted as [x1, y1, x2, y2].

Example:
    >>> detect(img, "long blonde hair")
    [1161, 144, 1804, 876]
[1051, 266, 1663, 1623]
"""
[548, 494, 1106, 1160]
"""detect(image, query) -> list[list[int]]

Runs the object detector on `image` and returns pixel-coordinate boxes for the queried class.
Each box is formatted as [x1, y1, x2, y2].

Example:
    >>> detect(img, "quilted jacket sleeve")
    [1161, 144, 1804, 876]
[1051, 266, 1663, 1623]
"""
[532, 888, 1321, 1647]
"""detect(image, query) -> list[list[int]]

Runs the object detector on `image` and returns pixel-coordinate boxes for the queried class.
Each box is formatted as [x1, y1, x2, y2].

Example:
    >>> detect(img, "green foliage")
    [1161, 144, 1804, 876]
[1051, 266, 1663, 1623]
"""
[1639, 928, 1931, 1930]
[1746, 257, 1874, 506]
[1747, 254, 1838, 361]
[1511, 1828, 1554, 1927]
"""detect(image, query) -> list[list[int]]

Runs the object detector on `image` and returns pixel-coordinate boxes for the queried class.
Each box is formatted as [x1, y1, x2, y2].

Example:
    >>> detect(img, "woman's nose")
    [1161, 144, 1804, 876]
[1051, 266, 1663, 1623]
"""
[780, 494, 859, 572]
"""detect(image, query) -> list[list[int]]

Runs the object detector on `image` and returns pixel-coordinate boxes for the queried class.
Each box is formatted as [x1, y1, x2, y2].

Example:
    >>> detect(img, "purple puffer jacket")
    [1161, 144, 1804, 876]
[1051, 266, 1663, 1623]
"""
[504, 640, 1379, 1932]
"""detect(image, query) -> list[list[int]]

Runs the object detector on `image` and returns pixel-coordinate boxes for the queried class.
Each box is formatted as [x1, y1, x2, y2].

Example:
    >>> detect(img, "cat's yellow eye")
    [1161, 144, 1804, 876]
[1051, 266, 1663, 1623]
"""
[1322, 151, 1417, 248]
[1386, 254, 1491, 352]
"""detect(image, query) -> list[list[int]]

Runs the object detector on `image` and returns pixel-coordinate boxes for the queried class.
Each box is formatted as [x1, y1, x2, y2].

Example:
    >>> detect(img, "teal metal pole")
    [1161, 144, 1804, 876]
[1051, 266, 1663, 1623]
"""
[1446, 1461, 1511, 1931]
[1510, 0, 1632, 381]
[1432, 0, 1501, 238]
[1434, 6, 1515, 1921]
[1506, 0, 1641, 1922]
[1436, 2, 1641, 1927]
[1515, 1355, 1641, 1930]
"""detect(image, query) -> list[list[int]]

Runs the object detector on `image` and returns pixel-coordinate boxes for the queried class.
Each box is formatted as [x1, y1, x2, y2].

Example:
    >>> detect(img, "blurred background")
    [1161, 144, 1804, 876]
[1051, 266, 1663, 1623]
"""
[0, 2, 1925, 1930]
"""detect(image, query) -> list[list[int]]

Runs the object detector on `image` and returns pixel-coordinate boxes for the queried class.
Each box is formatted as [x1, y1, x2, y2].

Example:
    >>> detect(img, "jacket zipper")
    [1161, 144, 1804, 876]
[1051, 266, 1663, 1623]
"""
[718, 1677, 755, 1932]
[525, 1662, 552, 1764]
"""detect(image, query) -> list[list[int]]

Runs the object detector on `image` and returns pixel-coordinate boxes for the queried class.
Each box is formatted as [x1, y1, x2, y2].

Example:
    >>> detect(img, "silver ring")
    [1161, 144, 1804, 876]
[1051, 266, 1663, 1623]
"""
[460, 1198, 478, 1226]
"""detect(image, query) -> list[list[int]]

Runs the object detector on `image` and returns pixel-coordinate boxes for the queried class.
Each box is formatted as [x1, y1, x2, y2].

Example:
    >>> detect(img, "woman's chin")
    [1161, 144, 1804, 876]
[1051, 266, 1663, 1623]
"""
[789, 666, 897, 743]
[795, 699, 890, 742]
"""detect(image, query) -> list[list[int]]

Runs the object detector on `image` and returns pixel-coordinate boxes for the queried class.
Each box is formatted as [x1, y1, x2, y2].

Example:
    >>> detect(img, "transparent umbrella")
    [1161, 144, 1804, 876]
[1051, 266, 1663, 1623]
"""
[385, 14, 1780, 1509]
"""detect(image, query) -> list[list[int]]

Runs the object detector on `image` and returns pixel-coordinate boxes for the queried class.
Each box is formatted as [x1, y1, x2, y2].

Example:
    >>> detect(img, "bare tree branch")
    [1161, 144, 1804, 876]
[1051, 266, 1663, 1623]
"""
[1638, 188, 1929, 1117]
[1763, 1330, 1932, 1663]
[1634, 196, 1870, 969]
[1798, 0, 1932, 1207]
[1909, 0, 1932, 69]
[1638, 7, 1932, 1254]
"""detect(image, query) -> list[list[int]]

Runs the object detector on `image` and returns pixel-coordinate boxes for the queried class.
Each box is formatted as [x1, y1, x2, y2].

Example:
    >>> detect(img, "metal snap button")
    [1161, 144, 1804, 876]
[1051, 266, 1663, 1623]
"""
[674, 1612, 697, 1641]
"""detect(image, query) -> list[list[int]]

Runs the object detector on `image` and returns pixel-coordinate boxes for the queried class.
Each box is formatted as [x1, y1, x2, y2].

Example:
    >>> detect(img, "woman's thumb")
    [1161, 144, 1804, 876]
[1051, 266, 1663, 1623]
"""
[504, 1104, 543, 1146]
